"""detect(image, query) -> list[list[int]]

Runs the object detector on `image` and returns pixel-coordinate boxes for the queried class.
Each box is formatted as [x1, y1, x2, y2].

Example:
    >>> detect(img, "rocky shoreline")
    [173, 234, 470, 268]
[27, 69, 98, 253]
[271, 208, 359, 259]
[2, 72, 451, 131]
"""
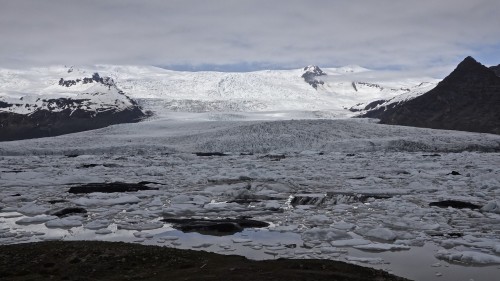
[0, 241, 410, 281]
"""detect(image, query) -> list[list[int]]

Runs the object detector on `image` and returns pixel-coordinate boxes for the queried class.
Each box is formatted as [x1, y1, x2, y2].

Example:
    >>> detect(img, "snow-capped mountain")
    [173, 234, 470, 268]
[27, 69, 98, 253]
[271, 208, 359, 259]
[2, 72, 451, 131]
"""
[0, 63, 439, 140]
[0, 69, 147, 141]
[76, 64, 438, 115]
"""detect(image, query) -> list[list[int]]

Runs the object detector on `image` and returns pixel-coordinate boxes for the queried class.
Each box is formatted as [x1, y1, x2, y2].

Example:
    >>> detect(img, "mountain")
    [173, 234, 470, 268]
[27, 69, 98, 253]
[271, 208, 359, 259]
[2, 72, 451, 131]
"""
[0, 64, 437, 140]
[0, 71, 148, 141]
[362, 57, 500, 134]
[90, 65, 437, 115]
[301, 65, 326, 89]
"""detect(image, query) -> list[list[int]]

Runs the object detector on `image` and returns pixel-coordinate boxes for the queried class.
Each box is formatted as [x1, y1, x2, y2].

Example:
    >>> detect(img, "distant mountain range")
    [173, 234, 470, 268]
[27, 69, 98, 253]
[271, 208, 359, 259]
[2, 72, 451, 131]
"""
[1, 57, 498, 141]
[362, 57, 500, 135]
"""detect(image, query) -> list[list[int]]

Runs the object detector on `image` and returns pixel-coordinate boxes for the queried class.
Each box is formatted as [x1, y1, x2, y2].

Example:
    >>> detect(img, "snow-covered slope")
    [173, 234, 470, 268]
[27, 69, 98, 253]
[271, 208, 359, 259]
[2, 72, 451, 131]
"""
[0, 64, 437, 118]
[0, 69, 147, 141]
[0, 69, 139, 115]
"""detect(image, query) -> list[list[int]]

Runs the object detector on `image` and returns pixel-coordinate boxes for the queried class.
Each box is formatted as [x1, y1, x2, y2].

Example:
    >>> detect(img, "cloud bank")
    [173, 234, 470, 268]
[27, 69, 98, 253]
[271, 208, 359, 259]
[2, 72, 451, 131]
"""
[1, 0, 499, 76]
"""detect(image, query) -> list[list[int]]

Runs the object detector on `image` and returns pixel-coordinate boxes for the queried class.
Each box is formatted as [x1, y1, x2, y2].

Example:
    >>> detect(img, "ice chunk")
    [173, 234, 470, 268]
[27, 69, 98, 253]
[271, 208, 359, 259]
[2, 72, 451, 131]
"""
[331, 221, 355, 231]
[16, 215, 58, 225]
[45, 217, 83, 228]
[330, 238, 371, 247]
[354, 243, 410, 251]
[232, 238, 252, 243]
[159, 236, 180, 241]
[436, 250, 500, 264]
[95, 229, 112, 235]
[309, 214, 331, 224]
[302, 227, 351, 242]
[171, 195, 191, 204]
[364, 227, 396, 241]
[84, 219, 111, 230]
[481, 200, 500, 214]
[494, 244, 500, 254]
[17, 203, 49, 216]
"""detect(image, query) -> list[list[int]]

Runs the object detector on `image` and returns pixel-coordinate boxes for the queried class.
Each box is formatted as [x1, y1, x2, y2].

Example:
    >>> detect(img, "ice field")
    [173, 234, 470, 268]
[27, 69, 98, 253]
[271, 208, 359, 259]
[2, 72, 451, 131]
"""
[1, 115, 499, 281]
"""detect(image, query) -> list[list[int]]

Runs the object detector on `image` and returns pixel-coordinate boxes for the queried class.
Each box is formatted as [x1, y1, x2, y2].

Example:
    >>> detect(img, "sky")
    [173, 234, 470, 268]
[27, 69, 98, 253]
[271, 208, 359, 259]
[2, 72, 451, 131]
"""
[1, 0, 500, 77]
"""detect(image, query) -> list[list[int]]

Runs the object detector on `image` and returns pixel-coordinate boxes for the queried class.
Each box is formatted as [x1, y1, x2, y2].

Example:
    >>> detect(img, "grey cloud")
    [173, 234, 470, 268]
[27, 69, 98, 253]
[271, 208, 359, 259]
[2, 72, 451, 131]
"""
[1, 0, 499, 76]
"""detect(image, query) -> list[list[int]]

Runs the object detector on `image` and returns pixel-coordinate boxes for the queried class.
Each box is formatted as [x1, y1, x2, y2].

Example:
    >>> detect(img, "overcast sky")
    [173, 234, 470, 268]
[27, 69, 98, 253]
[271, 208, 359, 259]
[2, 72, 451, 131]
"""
[1, 0, 499, 76]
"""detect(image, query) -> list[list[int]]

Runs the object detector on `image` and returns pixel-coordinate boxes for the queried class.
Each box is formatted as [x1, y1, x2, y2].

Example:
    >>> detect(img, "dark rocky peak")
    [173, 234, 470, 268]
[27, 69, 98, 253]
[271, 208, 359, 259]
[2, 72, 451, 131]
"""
[59, 72, 116, 88]
[490, 64, 500, 76]
[442, 56, 497, 85]
[302, 65, 326, 89]
[302, 65, 326, 76]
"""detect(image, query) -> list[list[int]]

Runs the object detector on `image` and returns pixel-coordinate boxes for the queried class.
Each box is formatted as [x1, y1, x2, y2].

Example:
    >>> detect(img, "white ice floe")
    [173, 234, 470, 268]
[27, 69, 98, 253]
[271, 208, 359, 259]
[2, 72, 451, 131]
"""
[481, 200, 500, 214]
[309, 214, 331, 224]
[16, 203, 49, 216]
[84, 219, 111, 230]
[435, 250, 500, 265]
[353, 243, 411, 251]
[364, 227, 397, 241]
[302, 228, 351, 242]
[15, 215, 58, 225]
[95, 229, 113, 235]
[330, 238, 371, 247]
[45, 216, 83, 228]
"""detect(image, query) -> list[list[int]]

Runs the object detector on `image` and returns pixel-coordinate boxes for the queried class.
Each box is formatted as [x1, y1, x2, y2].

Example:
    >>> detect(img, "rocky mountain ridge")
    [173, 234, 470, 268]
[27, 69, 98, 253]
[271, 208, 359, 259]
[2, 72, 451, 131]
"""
[362, 56, 500, 135]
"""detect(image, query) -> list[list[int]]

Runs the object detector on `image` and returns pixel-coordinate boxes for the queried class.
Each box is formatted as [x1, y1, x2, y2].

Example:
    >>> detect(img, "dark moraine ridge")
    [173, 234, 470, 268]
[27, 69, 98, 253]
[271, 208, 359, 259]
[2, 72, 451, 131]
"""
[0, 241, 411, 281]
[362, 56, 500, 135]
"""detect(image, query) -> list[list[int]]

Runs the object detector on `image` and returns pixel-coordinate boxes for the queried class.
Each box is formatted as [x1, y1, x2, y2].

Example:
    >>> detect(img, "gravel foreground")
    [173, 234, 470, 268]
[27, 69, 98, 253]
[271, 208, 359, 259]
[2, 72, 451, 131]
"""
[0, 241, 411, 281]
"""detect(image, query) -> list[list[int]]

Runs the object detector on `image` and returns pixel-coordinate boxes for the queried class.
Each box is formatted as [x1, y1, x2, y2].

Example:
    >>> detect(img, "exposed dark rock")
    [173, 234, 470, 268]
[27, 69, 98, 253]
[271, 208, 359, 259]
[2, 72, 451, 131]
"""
[429, 200, 480, 209]
[363, 99, 387, 111]
[80, 164, 100, 168]
[302, 65, 326, 89]
[51, 207, 87, 217]
[448, 171, 461, 176]
[68, 182, 158, 194]
[194, 152, 228, 156]
[362, 56, 500, 134]
[490, 64, 500, 76]
[261, 154, 286, 161]
[162, 218, 269, 236]
[290, 194, 327, 206]
[0, 105, 147, 142]
[349, 176, 367, 180]
[422, 154, 441, 157]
